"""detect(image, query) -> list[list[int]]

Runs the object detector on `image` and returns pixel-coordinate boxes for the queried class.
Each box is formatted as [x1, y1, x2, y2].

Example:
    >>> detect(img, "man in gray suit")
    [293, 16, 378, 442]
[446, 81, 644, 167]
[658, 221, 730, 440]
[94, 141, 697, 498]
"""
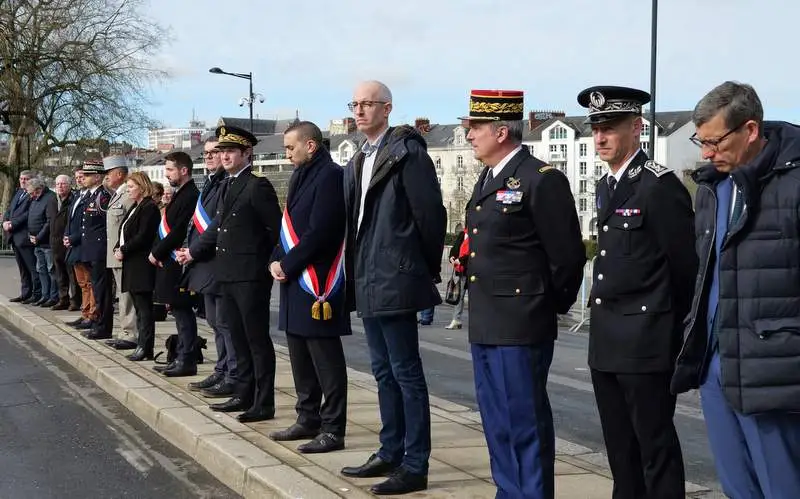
[102, 155, 138, 350]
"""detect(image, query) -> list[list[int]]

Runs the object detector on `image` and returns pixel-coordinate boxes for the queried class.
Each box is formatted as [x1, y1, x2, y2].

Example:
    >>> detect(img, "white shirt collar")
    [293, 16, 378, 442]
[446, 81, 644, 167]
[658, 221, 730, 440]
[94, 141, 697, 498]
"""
[608, 150, 640, 184]
[490, 145, 523, 178]
[228, 164, 251, 179]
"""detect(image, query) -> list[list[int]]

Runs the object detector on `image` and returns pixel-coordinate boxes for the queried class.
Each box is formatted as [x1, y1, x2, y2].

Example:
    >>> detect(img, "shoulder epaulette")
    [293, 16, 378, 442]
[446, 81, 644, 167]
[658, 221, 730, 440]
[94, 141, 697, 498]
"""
[644, 160, 672, 177]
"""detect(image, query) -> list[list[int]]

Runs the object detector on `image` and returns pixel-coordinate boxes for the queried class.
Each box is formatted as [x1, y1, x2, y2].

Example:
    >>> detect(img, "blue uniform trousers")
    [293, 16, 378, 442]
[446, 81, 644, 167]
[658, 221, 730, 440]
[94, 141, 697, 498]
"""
[472, 341, 555, 499]
[701, 352, 800, 499]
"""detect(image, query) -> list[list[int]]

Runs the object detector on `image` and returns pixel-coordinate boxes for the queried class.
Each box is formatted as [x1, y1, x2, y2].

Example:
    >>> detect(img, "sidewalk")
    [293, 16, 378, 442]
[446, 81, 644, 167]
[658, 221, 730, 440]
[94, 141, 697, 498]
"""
[0, 295, 662, 498]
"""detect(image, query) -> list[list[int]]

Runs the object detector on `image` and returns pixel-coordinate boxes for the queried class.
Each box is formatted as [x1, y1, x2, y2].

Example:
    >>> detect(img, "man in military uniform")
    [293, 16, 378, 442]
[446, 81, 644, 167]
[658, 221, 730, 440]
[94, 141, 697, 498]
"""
[102, 155, 138, 350]
[186, 125, 282, 423]
[462, 89, 586, 498]
[77, 161, 114, 340]
[578, 86, 697, 499]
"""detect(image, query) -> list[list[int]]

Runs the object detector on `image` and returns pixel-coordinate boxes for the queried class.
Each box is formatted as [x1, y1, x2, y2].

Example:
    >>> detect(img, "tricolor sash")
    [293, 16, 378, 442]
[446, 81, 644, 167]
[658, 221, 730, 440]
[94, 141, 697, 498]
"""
[157, 212, 178, 261]
[192, 192, 211, 234]
[279, 208, 345, 320]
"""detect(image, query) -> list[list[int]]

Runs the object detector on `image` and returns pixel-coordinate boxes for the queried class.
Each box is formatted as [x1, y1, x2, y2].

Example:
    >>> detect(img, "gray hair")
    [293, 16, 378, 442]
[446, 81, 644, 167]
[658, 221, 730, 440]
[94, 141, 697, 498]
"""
[490, 120, 524, 143]
[55, 174, 71, 185]
[693, 81, 764, 135]
[26, 177, 44, 192]
[19, 169, 33, 178]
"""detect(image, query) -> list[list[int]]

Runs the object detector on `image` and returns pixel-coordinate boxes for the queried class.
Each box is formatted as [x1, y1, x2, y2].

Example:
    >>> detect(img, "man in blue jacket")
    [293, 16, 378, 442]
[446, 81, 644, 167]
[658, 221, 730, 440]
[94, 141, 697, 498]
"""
[269, 121, 349, 454]
[339, 81, 446, 496]
[3, 170, 40, 303]
[25, 177, 59, 307]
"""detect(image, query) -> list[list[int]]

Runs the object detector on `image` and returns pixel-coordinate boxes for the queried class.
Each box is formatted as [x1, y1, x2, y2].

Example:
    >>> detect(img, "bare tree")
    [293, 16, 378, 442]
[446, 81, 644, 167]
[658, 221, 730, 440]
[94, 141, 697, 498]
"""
[0, 0, 168, 207]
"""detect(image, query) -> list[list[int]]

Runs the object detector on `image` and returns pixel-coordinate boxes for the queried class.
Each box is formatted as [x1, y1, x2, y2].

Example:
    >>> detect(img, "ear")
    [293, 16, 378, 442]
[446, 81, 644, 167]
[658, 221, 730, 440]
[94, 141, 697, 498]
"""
[384, 102, 393, 118]
[307, 140, 318, 155]
[745, 120, 760, 145]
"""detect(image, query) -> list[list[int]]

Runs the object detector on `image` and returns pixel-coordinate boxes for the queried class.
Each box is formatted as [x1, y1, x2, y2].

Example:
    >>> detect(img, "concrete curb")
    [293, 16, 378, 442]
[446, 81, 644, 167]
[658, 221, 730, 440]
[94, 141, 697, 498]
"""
[0, 296, 714, 497]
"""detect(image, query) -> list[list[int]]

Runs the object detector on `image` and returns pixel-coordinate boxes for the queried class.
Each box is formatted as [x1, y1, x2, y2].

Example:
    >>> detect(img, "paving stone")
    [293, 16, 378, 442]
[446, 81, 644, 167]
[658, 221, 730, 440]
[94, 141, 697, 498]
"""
[95, 366, 150, 403]
[195, 433, 281, 495]
[244, 464, 340, 499]
[155, 406, 228, 457]
[125, 386, 185, 428]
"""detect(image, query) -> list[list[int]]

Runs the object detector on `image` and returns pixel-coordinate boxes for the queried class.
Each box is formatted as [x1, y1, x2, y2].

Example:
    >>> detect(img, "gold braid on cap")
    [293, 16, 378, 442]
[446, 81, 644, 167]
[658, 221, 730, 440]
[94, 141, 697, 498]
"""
[469, 101, 524, 114]
[218, 132, 251, 147]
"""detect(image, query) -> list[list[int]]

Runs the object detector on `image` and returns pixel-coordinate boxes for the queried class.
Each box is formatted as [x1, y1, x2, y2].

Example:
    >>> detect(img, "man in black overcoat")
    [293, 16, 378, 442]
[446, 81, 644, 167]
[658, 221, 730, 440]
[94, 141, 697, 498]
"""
[185, 125, 282, 423]
[150, 150, 200, 377]
[578, 85, 697, 499]
[268, 121, 349, 454]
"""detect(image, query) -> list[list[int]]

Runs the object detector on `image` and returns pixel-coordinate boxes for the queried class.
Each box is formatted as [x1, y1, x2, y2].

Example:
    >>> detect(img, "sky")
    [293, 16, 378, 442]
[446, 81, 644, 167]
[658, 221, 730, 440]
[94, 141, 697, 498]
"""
[141, 0, 799, 143]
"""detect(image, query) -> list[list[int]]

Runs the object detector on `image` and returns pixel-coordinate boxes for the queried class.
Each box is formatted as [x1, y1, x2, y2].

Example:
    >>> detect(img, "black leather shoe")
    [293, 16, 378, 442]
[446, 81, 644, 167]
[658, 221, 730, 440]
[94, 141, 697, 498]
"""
[237, 409, 274, 423]
[65, 317, 85, 326]
[341, 453, 399, 478]
[68, 303, 81, 311]
[162, 361, 197, 377]
[269, 423, 320, 442]
[127, 347, 154, 361]
[9, 296, 29, 303]
[111, 340, 138, 350]
[51, 300, 70, 310]
[370, 468, 428, 495]
[33, 298, 48, 306]
[42, 299, 59, 308]
[200, 381, 236, 399]
[209, 397, 250, 413]
[153, 362, 175, 373]
[188, 373, 222, 392]
[74, 320, 94, 330]
[22, 296, 41, 304]
[86, 330, 112, 340]
[298, 433, 344, 454]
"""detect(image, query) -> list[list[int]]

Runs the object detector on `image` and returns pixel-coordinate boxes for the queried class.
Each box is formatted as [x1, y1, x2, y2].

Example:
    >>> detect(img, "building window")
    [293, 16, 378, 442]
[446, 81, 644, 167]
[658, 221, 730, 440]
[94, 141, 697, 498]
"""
[641, 142, 649, 153]
[457, 155, 463, 168]
[595, 164, 603, 177]
[641, 123, 651, 137]
[579, 161, 587, 176]
[559, 144, 567, 155]
[435, 157, 442, 170]
[341, 151, 350, 162]
[457, 176, 464, 190]
[455, 131, 465, 146]
[579, 180, 587, 194]
[549, 144, 558, 152]
[579, 215, 584, 228]
[579, 198, 587, 212]
[560, 165, 568, 175]
[437, 176, 442, 185]
[528, 145, 535, 156]
[579, 143, 587, 157]
[549, 126, 567, 140]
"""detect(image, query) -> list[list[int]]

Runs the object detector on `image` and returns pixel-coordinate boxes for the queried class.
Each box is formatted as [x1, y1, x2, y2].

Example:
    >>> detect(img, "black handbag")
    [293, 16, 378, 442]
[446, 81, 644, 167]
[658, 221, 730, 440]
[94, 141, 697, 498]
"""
[444, 269, 462, 305]
[154, 334, 207, 365]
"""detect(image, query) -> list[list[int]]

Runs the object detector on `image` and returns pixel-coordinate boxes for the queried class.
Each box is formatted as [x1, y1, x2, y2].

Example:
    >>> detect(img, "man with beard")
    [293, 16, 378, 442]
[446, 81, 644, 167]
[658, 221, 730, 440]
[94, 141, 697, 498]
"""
[150, 151, 200, 377]
[268, 121, 349, 453]
[185, 125, 282, 423]
[176, 136, 238, 399]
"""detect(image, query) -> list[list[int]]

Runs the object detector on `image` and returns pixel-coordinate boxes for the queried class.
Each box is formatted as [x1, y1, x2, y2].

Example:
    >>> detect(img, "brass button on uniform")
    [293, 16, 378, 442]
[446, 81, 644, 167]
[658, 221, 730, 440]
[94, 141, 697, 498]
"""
[600, 249, 607, 256]
[472, 228, 478, 235]
[470, 251, 475, 258]
[502, 207, 508, 213]
[641, 305, 647, 312]
[476, 205, 482, 211]
[603, 225, 609, 232]
[623, 222, 629, 229]
[515, 288, 520, 294]
[595, 298, 602, 305]
[598, 274, 604, 280]
[470, 276, 476, 282]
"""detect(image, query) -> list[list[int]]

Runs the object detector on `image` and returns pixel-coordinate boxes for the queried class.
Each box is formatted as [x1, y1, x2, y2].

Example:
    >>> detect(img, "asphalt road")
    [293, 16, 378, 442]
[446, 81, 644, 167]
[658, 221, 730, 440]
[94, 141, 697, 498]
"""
[0, 257, 721, 492]
[0, 313, 237, 498]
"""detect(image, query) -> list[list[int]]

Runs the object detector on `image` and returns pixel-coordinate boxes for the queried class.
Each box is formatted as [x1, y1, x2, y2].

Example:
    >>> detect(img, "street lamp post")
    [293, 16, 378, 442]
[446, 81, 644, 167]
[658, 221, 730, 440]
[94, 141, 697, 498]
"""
[648, 0, 658, 160]
[209, 67, 259, 133]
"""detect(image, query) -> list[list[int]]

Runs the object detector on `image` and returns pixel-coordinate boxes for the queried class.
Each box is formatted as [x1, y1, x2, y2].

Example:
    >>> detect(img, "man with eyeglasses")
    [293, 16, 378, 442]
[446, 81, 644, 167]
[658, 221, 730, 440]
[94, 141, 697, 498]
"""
[339, 81, 446, 495]
[578, 85, 697, 499]
[672, 81, 800, 497]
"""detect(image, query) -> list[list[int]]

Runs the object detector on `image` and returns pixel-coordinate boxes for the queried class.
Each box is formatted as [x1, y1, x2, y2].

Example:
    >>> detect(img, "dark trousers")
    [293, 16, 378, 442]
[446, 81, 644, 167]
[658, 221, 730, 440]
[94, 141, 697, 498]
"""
[286, 333, 347, 436]
[700, 352, 800, 498]
[363, 313, 431, 475]
[15, 245, 40, 299]
[53, 254, 70, 302]
[172, 304, 198, 365]
[88, 262, 113, 335]
[205, 292, 237, 382]
[591, 369, 685, 499]
[130, 291, 155, 352]
[220, 280, 275, 413]
[472, 341, 555, 499]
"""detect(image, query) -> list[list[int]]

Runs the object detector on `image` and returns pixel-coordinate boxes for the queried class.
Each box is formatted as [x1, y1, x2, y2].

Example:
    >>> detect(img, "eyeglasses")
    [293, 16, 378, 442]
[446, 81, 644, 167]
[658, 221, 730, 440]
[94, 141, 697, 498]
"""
[689, 121, 747, 152]
[202, 151, 218, 158]
[347, 100, 387, 112]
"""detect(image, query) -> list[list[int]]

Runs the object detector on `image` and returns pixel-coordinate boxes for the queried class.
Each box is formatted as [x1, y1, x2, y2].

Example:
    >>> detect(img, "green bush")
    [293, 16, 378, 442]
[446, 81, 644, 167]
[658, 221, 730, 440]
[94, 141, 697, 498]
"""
[583, 239, 597, 260]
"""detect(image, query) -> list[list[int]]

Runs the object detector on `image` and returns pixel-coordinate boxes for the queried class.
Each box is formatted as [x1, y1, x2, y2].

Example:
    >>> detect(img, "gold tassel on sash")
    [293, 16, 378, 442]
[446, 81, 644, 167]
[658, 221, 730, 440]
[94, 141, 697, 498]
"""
[311, 300, 333, 321]
[323, 301, 333, 320]
[311, 301, 321, 320]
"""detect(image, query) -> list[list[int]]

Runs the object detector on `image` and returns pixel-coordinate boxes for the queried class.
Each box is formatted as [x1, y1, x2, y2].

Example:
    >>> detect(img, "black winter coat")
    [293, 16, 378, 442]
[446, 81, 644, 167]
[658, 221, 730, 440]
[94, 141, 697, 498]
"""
[271, 149, 351, 337]
[50, 192, 74, 259]
[27, 188, 57, 248]
[672, 121, 800, 414]
[5, 188, 31, 247]
[152, 180, 198, 304]
[184, 170, 225, 294]
[343, 125, 447, 318]
[118, 198, 160, 293]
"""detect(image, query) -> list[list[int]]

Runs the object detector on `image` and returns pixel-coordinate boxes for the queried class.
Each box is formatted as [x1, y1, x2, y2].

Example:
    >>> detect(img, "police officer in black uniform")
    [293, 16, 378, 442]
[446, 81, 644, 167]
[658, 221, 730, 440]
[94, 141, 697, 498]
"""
[463, 89, 586, 498]
[78, 161, 114, 340]
[578, 86, 698, 499]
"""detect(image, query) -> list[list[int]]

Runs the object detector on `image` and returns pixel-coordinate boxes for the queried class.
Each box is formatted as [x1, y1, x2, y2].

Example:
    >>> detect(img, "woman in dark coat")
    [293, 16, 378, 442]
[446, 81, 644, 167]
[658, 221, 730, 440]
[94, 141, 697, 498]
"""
[114, 172, 161, 361]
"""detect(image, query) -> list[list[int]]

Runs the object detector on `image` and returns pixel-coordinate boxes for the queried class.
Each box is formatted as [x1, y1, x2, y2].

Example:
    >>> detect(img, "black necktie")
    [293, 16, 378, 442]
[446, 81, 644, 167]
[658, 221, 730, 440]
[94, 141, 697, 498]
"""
[607, 176, 617, 195]
[220, 176, 233, 203]
[482, 170, 494, 193]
